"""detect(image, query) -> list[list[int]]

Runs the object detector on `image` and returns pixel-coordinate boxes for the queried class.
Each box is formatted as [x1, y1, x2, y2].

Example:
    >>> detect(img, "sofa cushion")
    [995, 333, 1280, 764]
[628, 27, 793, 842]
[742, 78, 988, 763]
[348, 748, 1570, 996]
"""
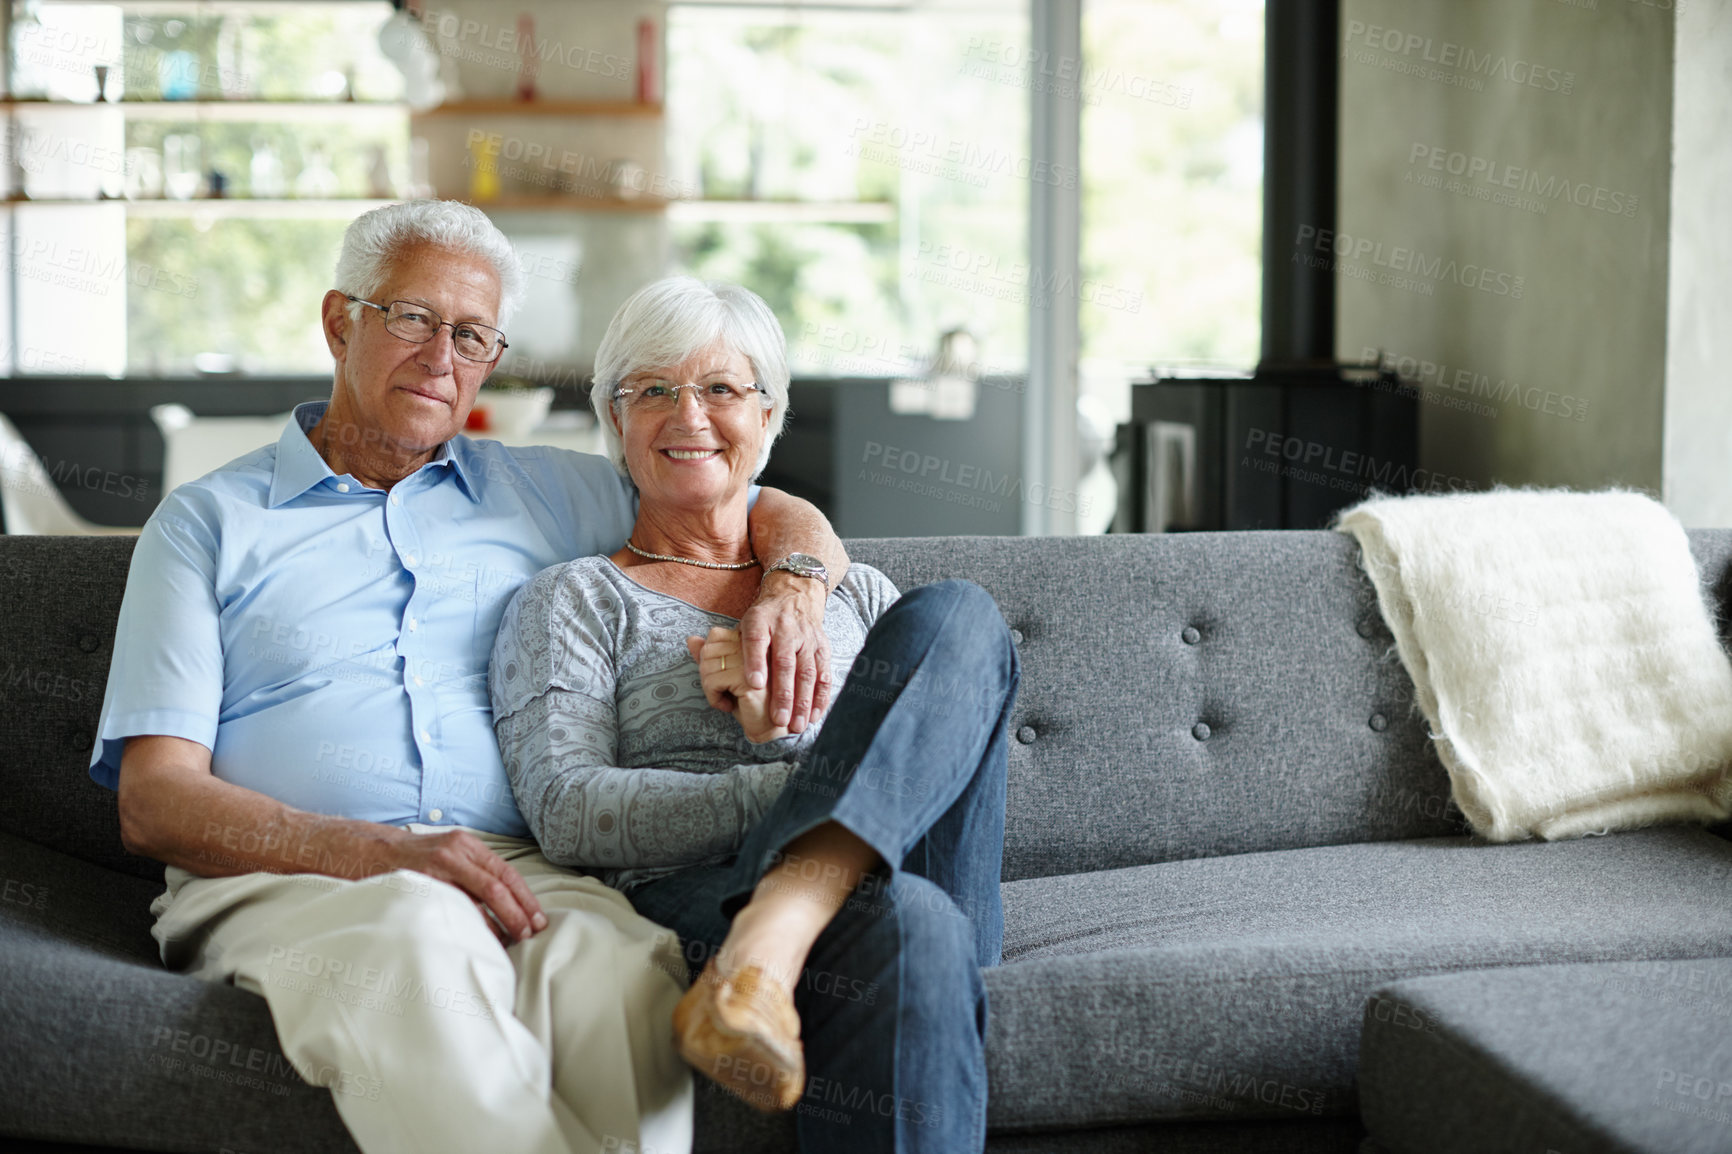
[0, 536, 162, 883]
[981, 825, 1732, 1132]
[848, 532, 1468, 881]
[984, 1118, 1366, 1153]
[0, 830, 160, 966]
[0, 927, 359, 1154]
[1360, 958, 1732, 1154]
[687, 1086, 1367, 1154]
[0, 833, 358, 1153]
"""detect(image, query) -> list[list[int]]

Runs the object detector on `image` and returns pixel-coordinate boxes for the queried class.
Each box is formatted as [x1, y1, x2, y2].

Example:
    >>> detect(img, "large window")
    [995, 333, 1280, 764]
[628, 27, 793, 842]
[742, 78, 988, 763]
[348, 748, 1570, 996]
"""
[4, 1, 1263, 389]
[1079, 0, 1264, 415]
[3, 1, 406, 376]
[2, 0, 1267, 536]
[665, 2, 1030, 380]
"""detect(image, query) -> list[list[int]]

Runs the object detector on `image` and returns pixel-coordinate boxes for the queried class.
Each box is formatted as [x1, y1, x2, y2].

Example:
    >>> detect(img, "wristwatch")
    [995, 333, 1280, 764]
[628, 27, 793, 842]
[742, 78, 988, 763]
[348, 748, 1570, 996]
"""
[765, 552, 831, 590]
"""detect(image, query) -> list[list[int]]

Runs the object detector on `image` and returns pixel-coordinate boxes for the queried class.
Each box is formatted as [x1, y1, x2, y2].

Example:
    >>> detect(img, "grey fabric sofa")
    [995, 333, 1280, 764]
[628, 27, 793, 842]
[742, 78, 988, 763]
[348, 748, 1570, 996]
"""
[1361, 958, 1732, 1154]
[5, 530, 1732, 1154]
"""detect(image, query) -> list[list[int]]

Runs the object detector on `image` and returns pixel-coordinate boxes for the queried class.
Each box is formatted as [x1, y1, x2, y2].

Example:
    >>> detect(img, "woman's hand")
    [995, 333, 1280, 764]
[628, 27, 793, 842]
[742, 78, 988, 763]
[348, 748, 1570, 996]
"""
[688, 627, 790, 745]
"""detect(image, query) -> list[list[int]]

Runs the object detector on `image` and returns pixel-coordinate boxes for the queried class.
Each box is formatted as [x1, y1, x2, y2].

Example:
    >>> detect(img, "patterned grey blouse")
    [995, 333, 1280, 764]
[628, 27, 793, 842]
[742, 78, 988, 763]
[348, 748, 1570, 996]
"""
[489, 556, 900, 892]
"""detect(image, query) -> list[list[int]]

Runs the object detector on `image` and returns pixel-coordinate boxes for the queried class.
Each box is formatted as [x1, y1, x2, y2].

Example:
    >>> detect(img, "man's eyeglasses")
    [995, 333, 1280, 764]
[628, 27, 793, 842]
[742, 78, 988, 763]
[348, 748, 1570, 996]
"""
[346, 296, 509, 363]
[613, 379, 763, 414]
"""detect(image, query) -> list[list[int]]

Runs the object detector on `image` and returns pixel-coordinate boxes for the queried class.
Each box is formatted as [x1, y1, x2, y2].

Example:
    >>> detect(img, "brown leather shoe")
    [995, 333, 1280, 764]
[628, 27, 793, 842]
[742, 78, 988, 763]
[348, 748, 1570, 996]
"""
[672, 960, 805, 1112]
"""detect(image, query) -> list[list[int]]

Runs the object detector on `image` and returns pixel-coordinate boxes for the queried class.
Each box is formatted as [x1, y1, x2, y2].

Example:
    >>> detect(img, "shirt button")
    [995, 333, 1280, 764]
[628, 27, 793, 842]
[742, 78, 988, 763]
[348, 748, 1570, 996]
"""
[1009, 628, 1024, 646]
[1357, 619, 1377, 639]
[1181, 626, 1202, 645]
[404, 553, 418, 566]
[419, 729, 432, 743]
[407, 616, 418, 632]
[390, 493, 401, 506]
[428, 808, 443, 822]
[336, 482, 350, 493]
[413, 675, 425, 687]
[1192, 722, 1212, 741]
[1369, 713, 1389, 732]
[1015, 725, 1037, 744]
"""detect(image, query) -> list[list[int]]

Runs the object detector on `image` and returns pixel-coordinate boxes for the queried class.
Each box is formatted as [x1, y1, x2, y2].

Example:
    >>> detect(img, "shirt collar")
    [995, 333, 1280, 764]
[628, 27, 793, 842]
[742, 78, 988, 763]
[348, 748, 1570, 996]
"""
[267, 400, 481, 508]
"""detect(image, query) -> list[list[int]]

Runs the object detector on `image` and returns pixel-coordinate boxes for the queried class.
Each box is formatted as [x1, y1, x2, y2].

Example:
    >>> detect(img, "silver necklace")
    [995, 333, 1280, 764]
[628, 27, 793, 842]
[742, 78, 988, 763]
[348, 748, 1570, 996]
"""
[624, 538, 759, 570]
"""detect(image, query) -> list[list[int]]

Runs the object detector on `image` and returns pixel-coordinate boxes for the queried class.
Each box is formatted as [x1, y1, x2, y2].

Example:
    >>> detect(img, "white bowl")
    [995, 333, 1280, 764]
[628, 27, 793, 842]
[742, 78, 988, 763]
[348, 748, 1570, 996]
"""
[472, 388, 554, 439]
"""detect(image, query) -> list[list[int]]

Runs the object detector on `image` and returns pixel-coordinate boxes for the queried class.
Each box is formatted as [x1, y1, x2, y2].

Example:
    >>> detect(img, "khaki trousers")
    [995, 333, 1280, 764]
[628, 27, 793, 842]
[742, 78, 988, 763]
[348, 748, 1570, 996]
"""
[149, 825, 693, 1154]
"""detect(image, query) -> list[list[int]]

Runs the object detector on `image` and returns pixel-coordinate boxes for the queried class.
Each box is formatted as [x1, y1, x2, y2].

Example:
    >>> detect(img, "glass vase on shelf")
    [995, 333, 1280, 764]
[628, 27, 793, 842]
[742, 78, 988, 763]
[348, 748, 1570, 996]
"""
[468, 136, 500, 201]
[517, 15, 538, 101]
[409, 137, 434, 199]
[98, 156, 124, 199]
[366, 145, 394, 199]
[250, 140, 285, 198]
[125, 147, 163, 200]
[161, 50, 199, 101]
[163, 134, 202, 199]
[214, 15, 254, 100]
[293, 146, 339, 198]
[7, 3, 44, 100]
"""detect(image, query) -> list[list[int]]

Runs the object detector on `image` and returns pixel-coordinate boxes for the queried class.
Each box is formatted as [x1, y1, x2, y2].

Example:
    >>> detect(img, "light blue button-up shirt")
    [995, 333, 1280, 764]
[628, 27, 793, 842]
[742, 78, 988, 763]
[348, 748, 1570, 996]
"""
[88, 399, 705, 837]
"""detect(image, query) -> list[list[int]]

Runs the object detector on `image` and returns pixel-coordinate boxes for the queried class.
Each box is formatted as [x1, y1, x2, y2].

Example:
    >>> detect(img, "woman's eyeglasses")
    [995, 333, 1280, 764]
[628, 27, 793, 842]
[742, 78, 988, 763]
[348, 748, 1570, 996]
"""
[613, 379, 762, 413]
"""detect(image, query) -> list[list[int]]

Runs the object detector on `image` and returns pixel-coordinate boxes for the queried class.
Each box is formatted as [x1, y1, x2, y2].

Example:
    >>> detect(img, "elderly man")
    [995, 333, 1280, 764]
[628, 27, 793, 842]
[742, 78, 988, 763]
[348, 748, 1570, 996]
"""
[89, 200, 847, 1154]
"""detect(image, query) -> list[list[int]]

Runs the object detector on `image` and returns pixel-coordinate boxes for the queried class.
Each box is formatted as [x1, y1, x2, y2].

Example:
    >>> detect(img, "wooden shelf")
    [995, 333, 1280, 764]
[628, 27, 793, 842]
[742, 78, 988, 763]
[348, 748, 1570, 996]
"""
[454, 193, 670, 214]
[38, 0, 372, 10]
[667, 199, 897, 224]
[444, 197, 897, 221]
[4, 197, 398, 218]
[0, 99, 409, 122]
[3, 193, 689, 217]
[412, 100, 662, 119]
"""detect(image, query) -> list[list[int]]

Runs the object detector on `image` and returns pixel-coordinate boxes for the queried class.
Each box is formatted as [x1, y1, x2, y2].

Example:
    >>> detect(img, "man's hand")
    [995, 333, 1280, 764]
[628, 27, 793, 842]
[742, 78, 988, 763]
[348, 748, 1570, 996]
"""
[743, 488, 847, 734]
[379, 826, 547, 947]
[687, 627, 790, 744]
[738, 570, 832, 734]
[118, 735, 547, 950]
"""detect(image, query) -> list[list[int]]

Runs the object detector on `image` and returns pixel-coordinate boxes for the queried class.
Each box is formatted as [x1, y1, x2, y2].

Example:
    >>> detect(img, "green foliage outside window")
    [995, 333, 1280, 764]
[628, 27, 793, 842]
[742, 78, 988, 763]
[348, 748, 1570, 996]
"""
[667, 7, 1031, 378]
[125, 217, 346, 374]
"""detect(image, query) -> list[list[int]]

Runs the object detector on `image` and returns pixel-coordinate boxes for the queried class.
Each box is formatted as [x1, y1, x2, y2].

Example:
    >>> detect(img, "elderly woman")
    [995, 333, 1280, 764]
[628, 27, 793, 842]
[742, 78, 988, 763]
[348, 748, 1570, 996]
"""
[489, 277, 1019, 1153]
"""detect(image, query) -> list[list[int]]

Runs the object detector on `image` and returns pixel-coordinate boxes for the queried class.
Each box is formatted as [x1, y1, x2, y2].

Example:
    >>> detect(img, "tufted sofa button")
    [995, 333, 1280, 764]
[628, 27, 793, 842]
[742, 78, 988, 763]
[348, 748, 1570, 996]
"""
[1009, 628, 1024, 646]
[1369, 713, 1388, 732]
[1181, 626, 1201, 645]
[78, 634, 101, 653]
[1015, 725, 1037, 745]
[1191, 722, 1212, 741]
[1357, 619, 1377, 639]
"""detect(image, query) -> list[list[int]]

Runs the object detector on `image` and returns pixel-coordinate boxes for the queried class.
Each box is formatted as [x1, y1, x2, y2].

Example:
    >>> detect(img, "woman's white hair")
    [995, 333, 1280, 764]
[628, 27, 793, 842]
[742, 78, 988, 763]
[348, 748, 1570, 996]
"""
[590, 276, 790, 481]
[333, 200, 525, 329]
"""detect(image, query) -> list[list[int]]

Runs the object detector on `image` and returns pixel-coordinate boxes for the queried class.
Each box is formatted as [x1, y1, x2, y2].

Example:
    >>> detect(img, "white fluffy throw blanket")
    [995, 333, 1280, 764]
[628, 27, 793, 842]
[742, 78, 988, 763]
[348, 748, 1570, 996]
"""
[1337, 489, 1732, 841]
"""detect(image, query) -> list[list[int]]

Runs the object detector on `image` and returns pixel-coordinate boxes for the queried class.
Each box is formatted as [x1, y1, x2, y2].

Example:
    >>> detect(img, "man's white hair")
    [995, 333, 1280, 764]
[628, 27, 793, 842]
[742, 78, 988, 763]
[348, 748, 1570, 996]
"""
[590, 277, 790, 481]
[333, 200, 525, 328]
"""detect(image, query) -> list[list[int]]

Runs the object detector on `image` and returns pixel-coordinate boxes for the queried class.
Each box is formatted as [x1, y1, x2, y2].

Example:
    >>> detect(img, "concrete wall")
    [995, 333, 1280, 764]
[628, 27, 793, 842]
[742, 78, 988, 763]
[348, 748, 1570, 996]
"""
[1336, 0, 1674, 493]
[1662, 0, 1732, 527]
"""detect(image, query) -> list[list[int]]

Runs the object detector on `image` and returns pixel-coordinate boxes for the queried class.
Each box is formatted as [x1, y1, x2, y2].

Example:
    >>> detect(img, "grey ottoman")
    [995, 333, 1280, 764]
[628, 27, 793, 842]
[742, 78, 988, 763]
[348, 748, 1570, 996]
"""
[1359, 960, 1732, 1154]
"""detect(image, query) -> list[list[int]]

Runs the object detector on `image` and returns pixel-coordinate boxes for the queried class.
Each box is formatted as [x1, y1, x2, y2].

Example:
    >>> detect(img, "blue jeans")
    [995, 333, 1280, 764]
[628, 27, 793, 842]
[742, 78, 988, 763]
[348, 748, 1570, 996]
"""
[628, 579, 1019, 1154]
